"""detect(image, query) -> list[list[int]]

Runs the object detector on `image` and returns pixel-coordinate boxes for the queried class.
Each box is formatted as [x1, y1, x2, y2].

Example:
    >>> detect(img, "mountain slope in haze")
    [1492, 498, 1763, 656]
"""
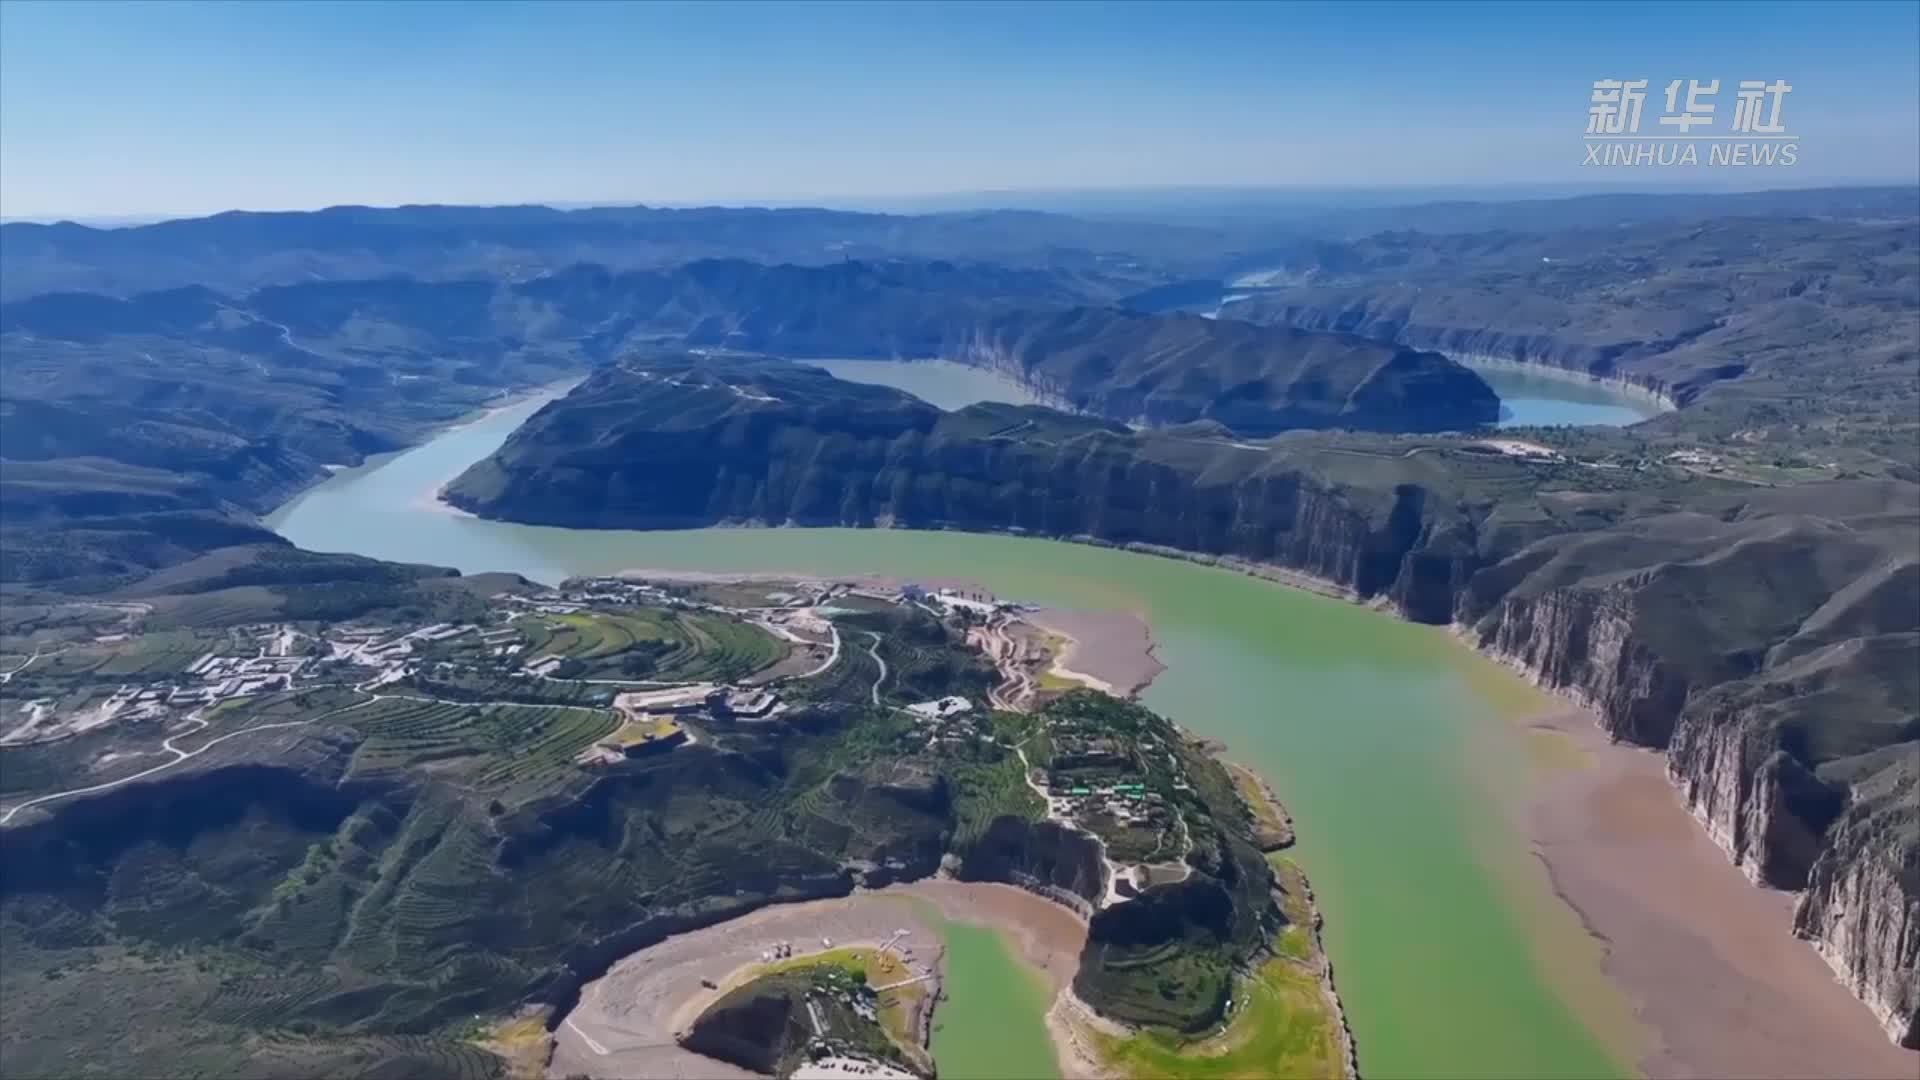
[0, 203, 1221, 299]
[954, 307, 1496, 433]
[1216, 218, 1920, 467]
[0, 282, 578, 587]
[3, 259, 1499, 443]
[440, 354, 1498, 529]
[8, 186, 1912, 300]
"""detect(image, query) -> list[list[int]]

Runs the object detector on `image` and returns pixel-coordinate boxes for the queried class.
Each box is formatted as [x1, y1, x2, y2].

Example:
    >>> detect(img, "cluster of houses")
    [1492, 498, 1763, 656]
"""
[178, 650, 309, 704]
[577, 683, 793, 766]
[612, 684, 785, 720]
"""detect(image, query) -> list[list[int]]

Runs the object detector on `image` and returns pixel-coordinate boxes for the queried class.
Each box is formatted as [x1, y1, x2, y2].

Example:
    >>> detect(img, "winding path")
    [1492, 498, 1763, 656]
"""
[861, 631, 888, 705]
[0, 694, 380, 826]
[0, 681, 624, 826]
[797, 621, 842, 680]
[0, 649, 45, 685]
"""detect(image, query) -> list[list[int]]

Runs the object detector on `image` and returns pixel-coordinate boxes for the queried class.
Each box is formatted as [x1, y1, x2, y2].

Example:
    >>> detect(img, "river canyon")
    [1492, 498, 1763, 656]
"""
[266, 380, 1913, 1079]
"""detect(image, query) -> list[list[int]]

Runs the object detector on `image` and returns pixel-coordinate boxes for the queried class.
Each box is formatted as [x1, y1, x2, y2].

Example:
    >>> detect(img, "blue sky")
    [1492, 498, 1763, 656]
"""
[1, 0, 1915, 218]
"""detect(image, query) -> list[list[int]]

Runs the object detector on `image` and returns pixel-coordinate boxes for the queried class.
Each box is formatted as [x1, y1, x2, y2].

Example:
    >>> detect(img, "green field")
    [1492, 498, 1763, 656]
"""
[516, 608, 782, 681]
[1093, 956, 1345, 1080]
[340, 696, 619, 805]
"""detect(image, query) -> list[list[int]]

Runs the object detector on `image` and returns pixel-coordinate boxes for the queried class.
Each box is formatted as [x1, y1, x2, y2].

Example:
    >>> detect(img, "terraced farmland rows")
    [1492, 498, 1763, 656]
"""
[341, 697, 617, 804]
[657, 613, 783, 681]
[471, 706, 620, 799]
[517, 608, 783, 682]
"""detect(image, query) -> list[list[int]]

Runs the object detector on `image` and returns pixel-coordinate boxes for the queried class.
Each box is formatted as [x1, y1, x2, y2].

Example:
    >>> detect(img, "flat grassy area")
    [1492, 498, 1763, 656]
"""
[1225, 761, 1294, 850]
[1094, 956, 1344, 1080]
[1268, 855, 1315, 929]
[600, 714, 684, 748]
[1035, 667, 1084, 693]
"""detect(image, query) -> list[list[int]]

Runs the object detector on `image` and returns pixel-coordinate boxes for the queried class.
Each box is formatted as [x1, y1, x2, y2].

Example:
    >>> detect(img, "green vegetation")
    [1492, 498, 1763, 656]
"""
[946, 742, 1045, 847]
[441, 336, 1917, 1056]
[517, 607, 782, 681]
[7, 191, 1918, 1072]
[681, 958, 921, 1078]
[1050, 692, 1278, 1033]
[1227, 761, 1294, 851]
[718, 946, 934, 1075]
[1093, 957, 1345, 1080]
[341, 697, 620, 806]
[0, 588, 1017, 1078]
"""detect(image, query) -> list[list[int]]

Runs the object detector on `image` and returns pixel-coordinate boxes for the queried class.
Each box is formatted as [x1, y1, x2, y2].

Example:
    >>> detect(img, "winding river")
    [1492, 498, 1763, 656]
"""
[268, 382, 1645, 1078]
[813, 356, 1669, 428]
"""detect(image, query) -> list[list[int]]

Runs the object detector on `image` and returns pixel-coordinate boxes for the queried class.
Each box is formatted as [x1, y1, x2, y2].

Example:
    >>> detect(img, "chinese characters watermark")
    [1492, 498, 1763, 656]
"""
[1584, 79, 1797, 167]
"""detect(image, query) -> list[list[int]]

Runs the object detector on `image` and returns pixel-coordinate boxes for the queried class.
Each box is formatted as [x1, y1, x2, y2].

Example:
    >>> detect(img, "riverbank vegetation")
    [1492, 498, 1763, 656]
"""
[1093, 956, 1345, 1080]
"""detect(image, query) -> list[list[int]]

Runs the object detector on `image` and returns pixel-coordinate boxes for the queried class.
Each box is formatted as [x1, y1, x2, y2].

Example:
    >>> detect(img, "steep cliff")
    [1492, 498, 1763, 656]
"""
[957, 816, 1108, 913]
[1794, 755, 1920, 1050]
[448, 359, 1919, 1045]
[946, 307, 1498, 434]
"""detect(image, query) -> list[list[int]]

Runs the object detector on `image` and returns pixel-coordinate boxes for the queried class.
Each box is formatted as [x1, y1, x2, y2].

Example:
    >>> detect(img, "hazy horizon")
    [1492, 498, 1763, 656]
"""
[5, 177, 1917, 230]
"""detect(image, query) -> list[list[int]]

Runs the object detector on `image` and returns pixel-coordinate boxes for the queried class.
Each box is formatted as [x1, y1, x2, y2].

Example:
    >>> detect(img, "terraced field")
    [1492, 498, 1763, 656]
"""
[11, 629, 211, 681]
[342, 696, 619, 805]
[516, 609, 783, 681]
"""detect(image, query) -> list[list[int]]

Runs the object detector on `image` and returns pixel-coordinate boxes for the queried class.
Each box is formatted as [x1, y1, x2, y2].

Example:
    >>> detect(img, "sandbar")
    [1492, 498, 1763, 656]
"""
[1523, 705, 1916, 1079]
[550, 893, 943, 1080]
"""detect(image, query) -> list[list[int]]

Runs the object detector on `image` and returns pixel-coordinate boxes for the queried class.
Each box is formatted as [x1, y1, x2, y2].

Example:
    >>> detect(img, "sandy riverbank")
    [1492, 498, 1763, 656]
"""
[549, 894, 943, 1080]
[547, 880, 1102, 1080]
[1021, 607, 1164, 698]
[1521, 705, 1916, 1079]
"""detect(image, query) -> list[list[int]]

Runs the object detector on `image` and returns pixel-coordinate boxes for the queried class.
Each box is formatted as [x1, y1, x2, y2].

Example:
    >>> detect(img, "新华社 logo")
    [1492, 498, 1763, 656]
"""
[1584, 79, 1797, 167]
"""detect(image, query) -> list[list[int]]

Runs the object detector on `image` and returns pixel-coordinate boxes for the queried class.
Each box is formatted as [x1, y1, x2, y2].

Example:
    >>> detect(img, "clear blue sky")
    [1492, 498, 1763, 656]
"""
[1, 0, 1915, 218]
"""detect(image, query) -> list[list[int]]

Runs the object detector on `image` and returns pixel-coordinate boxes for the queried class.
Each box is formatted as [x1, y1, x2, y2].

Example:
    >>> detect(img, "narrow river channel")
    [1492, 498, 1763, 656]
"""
[268, 384, 1638, 1078]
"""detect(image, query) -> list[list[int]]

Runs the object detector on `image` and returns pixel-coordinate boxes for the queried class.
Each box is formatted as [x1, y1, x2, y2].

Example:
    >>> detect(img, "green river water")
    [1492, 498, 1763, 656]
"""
[267, 385, 1633, 1079]
[918, 909, 1063, 1080]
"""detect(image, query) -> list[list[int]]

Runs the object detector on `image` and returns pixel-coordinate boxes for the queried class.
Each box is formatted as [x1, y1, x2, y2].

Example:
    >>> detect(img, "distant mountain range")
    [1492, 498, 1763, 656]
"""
[5, 185, 1913, 299]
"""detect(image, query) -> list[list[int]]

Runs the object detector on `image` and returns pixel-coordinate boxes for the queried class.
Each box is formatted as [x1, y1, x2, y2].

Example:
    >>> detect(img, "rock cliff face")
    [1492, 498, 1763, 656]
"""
[1247, 297, 1685, 403]
[1458, 525, 1919, 1048]
[1795, 763, 1920, 1050]
[449, 358, 1919, 1045]
[944, 307, 1499, 435]
[957, 816, 1107, 915]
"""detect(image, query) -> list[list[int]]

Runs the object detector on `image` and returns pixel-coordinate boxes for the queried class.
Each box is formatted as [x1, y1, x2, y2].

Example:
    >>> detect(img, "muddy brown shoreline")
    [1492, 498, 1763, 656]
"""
[1521, 706, 1915, 1079]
